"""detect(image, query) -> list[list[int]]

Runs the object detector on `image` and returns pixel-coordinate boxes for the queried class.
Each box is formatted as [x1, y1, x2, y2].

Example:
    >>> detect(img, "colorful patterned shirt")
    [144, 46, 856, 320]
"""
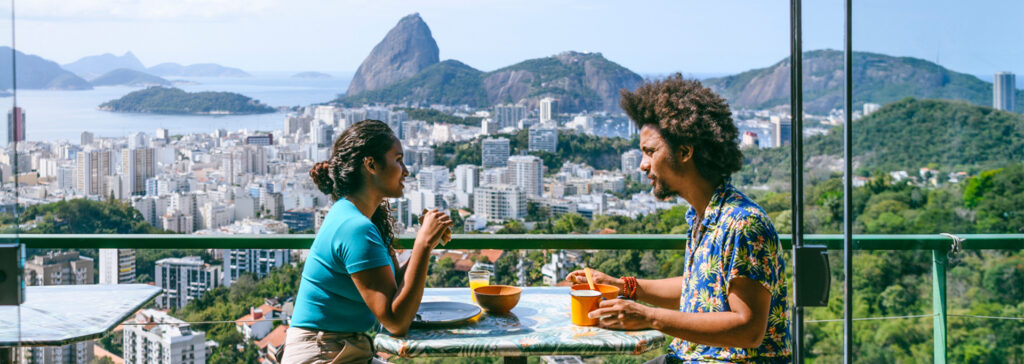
[668, 181, 791, 363]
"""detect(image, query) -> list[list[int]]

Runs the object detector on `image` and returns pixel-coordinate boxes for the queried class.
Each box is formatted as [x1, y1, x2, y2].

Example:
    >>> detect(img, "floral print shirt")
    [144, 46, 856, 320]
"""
[668, 181, 791, 363]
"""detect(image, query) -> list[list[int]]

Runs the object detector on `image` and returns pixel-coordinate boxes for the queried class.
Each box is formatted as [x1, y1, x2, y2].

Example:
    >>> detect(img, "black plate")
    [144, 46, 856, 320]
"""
[412, 302, 482, 327]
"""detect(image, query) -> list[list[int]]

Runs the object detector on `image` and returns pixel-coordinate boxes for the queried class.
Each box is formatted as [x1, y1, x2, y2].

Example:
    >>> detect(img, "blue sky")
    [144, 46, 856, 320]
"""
[4, 0, 1022, 78]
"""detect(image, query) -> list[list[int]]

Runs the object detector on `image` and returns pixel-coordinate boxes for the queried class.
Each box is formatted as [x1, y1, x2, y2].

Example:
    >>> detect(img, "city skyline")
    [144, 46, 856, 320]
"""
[0, 0, 1020, 77]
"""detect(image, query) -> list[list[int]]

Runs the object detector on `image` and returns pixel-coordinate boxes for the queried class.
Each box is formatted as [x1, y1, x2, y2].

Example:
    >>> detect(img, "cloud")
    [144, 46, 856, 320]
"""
[19, 0, 275, 21]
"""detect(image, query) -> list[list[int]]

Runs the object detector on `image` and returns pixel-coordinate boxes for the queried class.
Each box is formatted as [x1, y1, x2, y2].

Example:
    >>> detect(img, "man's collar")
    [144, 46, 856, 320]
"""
[685, 177, 733, 229]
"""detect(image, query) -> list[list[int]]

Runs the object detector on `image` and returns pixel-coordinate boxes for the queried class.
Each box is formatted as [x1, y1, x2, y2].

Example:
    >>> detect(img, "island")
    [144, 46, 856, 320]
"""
[99, 86, 275, 115]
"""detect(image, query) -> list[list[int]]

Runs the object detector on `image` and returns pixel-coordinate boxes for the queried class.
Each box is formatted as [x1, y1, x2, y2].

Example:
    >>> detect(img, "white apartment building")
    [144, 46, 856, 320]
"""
[474, 184, 526, 221]
[481, 137, 510, 168]
[528, 126, 558, 153]
[99, 248, 136, 284]
[417, 165, 449, 191]
[222, 249, 290, 287]
[539, 97, 559, 124]
[454, 164, 479, 194]
[508, 155, 543, 197]
[155, 256, 220, 310]
[123, 309, 206, 364]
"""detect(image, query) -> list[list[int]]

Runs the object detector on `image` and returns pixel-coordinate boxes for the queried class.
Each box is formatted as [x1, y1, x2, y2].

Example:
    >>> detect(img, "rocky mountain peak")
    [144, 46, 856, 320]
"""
[346, 13, 440, 96]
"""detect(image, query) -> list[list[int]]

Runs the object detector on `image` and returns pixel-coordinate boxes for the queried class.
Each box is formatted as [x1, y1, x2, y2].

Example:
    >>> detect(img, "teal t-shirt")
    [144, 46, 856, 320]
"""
[291, 198, 395, 333]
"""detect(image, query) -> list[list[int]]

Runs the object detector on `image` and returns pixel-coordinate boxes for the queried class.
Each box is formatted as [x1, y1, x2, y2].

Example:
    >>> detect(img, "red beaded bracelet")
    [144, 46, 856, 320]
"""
[621, 276, 638, 300]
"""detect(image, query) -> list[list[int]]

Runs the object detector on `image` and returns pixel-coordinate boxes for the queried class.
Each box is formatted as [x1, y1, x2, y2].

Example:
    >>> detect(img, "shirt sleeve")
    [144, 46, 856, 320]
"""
[723, 213, 781, 293]
[340, 221, 392, 274]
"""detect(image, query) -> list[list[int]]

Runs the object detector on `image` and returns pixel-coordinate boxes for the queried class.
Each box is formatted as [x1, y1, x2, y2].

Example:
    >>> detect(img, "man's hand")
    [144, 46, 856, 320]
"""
[588, 299, 652, 331]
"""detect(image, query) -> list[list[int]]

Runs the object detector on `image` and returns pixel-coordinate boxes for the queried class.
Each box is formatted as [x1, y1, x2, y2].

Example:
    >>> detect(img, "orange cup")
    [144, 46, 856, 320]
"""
[570, 290, 602, 326]
[571, 283, 620, 300]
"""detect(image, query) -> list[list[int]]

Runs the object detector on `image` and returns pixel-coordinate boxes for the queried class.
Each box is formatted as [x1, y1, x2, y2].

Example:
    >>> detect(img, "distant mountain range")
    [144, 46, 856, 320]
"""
[146, 63, 250, 78]
[703, 49, 1024, 114]
[0, 46, 91, 90]
[90, 69, 171, 87]
[337, 14, 1021, 115]
[63, 52, 147, 79]
[337, 14, 642, 113]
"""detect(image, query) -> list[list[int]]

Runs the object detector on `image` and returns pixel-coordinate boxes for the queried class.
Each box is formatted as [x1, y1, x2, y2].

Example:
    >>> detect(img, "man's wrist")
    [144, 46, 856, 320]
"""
[642, 305, 663, 331]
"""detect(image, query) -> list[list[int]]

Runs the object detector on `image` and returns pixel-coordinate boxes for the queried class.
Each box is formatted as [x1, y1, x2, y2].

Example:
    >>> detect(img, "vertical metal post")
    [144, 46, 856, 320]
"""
[842, 0, 854, 362]
[789, 0, 805, 362]
[932, 250, 948, 364]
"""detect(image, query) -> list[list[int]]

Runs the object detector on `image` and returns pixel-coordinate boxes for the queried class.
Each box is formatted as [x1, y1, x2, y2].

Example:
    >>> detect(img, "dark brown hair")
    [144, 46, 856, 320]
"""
[620, 73, 743, 182]
[310, 119, 399, 243]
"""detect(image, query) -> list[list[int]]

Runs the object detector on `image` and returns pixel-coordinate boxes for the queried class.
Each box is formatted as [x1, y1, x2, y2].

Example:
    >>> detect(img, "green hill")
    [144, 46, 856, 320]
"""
[99, 86, 275, 115]
[704, 50, 1024, 114]
[737, 98, 1024, 185]
[338, 60, 487, 107]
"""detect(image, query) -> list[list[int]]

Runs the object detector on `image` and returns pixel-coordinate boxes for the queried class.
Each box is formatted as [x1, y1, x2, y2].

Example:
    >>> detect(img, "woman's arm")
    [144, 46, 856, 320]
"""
[350, 210, 451, 336]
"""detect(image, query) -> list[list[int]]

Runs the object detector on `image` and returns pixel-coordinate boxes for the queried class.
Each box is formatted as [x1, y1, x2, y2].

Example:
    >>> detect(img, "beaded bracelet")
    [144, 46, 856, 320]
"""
[621, 276, 638, 300]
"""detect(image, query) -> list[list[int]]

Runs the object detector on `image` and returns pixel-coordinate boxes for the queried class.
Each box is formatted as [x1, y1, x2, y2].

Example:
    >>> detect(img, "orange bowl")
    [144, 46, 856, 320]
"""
[571, 283, 620, 300]
[473, 285, 522, 313]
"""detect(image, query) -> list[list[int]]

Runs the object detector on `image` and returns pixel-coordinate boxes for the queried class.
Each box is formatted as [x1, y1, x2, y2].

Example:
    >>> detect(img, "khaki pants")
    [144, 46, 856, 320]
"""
[280, 326, 385, 364]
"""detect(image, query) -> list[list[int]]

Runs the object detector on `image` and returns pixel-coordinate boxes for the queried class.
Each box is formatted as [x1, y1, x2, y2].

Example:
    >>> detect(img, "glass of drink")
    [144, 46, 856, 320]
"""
[468, 270, 491, 302]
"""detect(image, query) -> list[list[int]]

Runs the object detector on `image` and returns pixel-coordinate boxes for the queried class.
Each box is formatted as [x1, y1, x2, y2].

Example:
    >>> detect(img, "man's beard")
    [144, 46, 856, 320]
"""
[651, 177, 677, 200]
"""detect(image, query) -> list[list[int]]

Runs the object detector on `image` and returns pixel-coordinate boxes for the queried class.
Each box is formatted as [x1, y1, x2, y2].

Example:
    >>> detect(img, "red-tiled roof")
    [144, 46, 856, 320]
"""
[235, 304, 282, 325]
[454, 259, 474, 272]
[479, 249, 504, 263]
[257, 324, 288, 350]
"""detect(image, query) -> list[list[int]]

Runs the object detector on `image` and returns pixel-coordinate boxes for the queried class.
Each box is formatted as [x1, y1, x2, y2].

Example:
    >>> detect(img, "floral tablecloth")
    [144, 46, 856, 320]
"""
[374, 287, 666, 358]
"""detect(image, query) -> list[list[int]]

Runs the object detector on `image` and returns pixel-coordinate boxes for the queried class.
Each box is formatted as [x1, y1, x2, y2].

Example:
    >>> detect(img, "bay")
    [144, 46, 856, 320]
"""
[2, 71, 351, 143]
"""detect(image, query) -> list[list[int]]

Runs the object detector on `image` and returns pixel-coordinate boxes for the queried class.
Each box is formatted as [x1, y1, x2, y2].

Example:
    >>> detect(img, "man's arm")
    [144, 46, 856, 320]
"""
[590, 276, 771, 348]
[566, 271, 681, 309]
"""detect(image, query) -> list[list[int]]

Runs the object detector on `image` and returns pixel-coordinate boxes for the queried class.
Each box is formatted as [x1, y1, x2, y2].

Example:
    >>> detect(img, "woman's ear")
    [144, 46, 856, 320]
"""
[363, 156, 376, 174]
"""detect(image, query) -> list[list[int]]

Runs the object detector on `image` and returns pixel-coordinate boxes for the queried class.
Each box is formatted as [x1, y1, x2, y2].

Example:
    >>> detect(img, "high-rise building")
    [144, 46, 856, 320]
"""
[481, 137, 510, 168]
[76, 149, 113, 196]
[123, 148, 156, 196]
[508, 155, 543, 197]
[128, 132, 147, 150]
[474, 184, 526, 221]
[454, 164, 480, 194]
[417, 165, 449, 191]
[80, 131, 94, 146]
[99, 248, 136, 284]
[246, 134, 273, 146]
[994, 72, 1016, 112]
[222, 249, 290, 287]
[493, 103, 528, 129]
[155, 256, 220, 310]
[621, 149, 643, 174]
[528, 126, 558, 153]
[388, 197, 412, 230]
[7, 107, 24, 144]
[862, 103, 881, 116]
[740, 132, 760, 149]
[21, 252, 95, 364]
[311, 120, 334, 147]
[161, 210, 195, 234]
[771, 116, 792, 147]
[155, 128, 169, 141]
[539, 97, 559, 124]
[123, 309, 206, 364]
[314, 105, 337, 125]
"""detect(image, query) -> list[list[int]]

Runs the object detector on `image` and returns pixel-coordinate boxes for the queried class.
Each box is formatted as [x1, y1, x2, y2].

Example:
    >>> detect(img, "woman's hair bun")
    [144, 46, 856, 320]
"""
[310, 161, 334, 196]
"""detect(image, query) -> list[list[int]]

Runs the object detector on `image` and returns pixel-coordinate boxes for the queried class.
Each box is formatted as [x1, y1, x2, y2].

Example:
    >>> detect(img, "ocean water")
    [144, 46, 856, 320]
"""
[2, 71, 352, 143]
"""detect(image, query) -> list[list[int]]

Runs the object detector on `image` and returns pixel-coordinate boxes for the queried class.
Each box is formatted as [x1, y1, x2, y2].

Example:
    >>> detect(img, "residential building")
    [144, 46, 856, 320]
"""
[481, 137, 510, 168]
[282, 208, 315, 232]
[155, 256, 220, 310]
[539, 97, 559, 124]
[417, 165, 449, 191]
[99, 248, 136, 284]
[7, 106, 24, 144]
[454, 164, 479, 194]
[235, 304, 285, 341]
[508, 155, 543, 197]
[80, 131, 94, 146]
[474, 184, 526, 221]
[771, 115, 792, 147]
[122, 148, 156, 196]
[528, 126, 558, 153]
[222, 249, 290, 287]
[123, 309, 206, 364]
[994, 71, 1016, 112]
[493, 103, 528, 129]
[76, 149, 113, 196]
[246, 134, 273, 146]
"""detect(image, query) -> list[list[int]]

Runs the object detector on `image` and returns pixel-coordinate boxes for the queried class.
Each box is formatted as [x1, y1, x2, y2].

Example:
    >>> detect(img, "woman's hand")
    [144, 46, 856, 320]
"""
[566, 269, 623, 289]
[415, 209, 452, 250]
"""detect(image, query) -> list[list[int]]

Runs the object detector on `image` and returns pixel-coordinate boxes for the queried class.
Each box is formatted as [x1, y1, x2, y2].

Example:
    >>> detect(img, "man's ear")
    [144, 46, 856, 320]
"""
[677, 146, 694, 163]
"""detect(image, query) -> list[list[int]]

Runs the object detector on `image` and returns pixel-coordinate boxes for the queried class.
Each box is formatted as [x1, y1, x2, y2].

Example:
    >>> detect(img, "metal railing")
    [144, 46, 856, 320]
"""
[11, 233, 1024, 362]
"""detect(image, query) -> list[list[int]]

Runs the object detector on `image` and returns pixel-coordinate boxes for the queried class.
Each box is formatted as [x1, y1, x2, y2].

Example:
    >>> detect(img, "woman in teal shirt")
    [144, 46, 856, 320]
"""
[283, 120, 451, 364]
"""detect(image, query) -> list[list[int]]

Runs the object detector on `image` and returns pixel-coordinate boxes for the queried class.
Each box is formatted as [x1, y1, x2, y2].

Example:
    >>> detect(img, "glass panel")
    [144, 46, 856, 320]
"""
[0, 0, 19, 362]
[851, 1, 1024, 362]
